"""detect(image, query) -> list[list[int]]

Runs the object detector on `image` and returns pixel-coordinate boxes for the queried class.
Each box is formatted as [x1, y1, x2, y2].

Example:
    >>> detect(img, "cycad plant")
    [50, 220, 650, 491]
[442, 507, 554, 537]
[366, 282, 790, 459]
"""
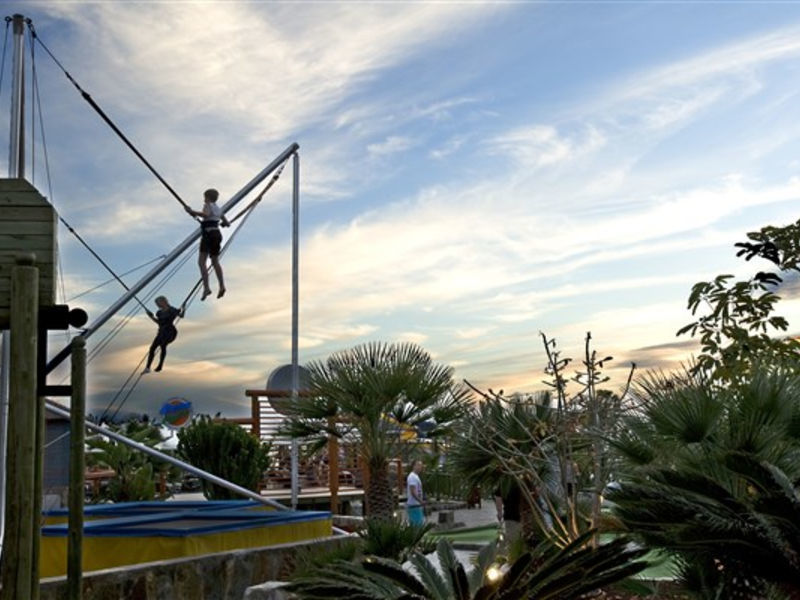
[86, 419, 165, 502]
[608, 367, 800, 598]
[359, 517, 436, 563]
[287, 531, 648, 600]
[282, 342, 472, 519]
[449, 392, 559, 543]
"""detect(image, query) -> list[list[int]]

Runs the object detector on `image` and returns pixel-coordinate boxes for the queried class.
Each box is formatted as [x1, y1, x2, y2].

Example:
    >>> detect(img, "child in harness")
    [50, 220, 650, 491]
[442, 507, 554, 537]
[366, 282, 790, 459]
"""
[143, 296, 185, 373]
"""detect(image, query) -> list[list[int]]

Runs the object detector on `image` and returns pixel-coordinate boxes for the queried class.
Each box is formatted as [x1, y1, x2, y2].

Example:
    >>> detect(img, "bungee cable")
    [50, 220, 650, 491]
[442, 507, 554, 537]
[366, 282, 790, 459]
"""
[28, 21, 196, 218]
[67, 255, 167, 302]
[101, 197, 268, 421]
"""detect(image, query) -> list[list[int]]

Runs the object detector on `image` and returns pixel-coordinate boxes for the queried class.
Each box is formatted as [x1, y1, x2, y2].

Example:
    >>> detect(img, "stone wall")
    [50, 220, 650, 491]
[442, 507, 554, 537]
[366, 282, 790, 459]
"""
[39, 535, 347, 600]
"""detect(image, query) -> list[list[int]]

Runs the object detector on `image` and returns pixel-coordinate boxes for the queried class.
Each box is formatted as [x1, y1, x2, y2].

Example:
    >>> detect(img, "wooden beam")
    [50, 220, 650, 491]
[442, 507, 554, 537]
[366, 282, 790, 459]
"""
[244, 389, 313, 398]
[328, 419, 339, 515]
[68, 338, 86, 600]
[1, 254, 39, 600]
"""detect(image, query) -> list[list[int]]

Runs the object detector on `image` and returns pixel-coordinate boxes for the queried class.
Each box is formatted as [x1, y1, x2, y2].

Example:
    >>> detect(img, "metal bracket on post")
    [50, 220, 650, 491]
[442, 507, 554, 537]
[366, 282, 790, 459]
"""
[36, 305, 88, 398]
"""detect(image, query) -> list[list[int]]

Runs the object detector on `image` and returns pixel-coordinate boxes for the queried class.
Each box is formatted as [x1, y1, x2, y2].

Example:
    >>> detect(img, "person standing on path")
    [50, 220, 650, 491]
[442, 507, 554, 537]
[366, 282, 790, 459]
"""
[406, 460, 425, 526]
[186, 188, 229, 300]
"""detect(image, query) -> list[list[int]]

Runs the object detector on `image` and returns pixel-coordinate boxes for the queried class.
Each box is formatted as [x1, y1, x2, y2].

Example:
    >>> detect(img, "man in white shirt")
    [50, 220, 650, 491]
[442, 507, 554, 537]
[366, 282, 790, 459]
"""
[406, 460, 424, 526]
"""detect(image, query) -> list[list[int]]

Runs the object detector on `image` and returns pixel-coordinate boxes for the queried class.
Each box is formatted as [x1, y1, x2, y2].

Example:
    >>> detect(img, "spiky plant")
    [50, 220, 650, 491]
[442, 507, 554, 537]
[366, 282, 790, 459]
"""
[287, 532, 648, 600]
[86, 419, 165, 502]
[359, 517, 436, 563]
[609, 367, 800, 598]
[282, 342, 472, 519]
[448, 394, 558, 543]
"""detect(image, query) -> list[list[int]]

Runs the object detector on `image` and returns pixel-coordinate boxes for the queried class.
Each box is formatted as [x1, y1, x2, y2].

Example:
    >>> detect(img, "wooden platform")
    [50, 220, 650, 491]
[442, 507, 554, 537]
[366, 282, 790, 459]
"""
[0, 178, 57, 327]
[260, 486, 364, 513]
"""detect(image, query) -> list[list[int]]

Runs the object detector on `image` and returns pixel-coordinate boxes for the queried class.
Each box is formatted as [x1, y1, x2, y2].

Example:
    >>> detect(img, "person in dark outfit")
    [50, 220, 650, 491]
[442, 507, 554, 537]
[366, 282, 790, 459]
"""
[494, 483, 522, 551]
[143, 296, 184, 373]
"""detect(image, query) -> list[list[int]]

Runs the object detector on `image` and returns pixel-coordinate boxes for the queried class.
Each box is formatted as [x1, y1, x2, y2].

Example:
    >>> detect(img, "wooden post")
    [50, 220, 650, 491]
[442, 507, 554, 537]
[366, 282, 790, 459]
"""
[67, 337, 86, 600]
[328, 419, 339, 515]
[359, 451, 369, 515]
[397, 460, 404, 496]
[1, 254, 39, 600]
[31, 355, 44, 600]
[251, 395, 260, 439]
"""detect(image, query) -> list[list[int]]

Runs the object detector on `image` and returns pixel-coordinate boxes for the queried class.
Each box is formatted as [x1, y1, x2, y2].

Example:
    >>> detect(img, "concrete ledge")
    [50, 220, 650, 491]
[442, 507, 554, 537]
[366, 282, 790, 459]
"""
[332, 514, 365, 530]
[39, 536, 348, 600]
[243, 581, 290, 600]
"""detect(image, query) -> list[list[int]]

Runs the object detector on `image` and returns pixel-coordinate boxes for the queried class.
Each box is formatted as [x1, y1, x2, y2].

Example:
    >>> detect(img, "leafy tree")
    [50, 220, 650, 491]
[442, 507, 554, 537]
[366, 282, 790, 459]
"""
[287, 532, 648, 600]
[282, 342, 472, 519]
[450, 332, 632, 547]
[86, 419, 165, 502]
[176, 416, 271, 499]
[677, 219, 800, 382]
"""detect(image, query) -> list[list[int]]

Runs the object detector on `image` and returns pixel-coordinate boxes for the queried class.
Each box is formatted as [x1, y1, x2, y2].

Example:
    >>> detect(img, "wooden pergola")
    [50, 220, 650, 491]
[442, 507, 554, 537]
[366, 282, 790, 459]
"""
[241, 389, 343, 514]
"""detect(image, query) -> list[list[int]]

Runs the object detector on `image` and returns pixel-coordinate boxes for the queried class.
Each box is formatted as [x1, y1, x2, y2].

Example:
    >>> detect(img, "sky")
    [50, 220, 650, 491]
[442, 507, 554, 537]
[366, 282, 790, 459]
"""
[4, 1, 800, 419]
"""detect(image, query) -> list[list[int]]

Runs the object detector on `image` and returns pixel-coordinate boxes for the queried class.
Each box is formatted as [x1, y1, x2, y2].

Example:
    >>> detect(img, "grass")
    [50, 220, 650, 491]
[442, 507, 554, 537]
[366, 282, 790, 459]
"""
[427, 526, 676, 580]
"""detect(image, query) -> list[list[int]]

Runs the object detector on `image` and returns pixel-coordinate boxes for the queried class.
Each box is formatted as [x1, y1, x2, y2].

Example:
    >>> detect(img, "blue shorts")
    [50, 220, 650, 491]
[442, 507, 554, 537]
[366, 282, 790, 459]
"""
[407, 505, 424, 526]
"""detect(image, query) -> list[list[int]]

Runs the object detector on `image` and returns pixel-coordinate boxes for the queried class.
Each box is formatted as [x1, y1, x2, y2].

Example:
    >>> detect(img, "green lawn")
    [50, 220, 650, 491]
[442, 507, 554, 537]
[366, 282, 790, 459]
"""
[428, 526, 676, 580]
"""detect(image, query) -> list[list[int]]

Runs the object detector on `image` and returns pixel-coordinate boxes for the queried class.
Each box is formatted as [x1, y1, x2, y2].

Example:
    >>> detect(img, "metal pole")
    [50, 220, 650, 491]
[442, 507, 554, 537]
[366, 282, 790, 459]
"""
[45, 400, 289, 510]
[67, 338, 86, 600]
[8, 13, 25, 179]
[1, 11, 27, 562]
[0, 337, 8, 555]
[290, 151, 299, 510]
[46, 142, 299, 375]
[46, 399, 348, 535]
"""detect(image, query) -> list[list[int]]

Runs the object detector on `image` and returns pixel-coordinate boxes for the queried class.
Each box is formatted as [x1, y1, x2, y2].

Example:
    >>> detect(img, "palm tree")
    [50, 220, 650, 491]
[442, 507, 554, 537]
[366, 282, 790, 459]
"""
[608, 367, 800, 598]
[287, 532, 649, 600]
[449, 394, 557, 541]
[282, 342, 472, 519]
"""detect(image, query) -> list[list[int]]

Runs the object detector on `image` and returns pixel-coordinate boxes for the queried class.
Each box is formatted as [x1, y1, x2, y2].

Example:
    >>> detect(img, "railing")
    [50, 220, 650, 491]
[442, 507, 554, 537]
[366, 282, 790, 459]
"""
[424, 469, 475, 502]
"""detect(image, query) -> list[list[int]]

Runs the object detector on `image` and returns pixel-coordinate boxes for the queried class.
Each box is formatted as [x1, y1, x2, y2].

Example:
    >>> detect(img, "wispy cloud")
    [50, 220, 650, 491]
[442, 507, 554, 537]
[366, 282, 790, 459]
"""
[17, 2, 800, 414]
[488, 125, 605, 168]
[367, 136, 417, 157]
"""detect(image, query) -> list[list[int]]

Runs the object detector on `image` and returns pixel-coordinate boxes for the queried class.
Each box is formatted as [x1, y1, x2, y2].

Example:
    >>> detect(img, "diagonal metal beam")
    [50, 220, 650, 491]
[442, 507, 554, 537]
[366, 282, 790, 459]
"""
[46, 142, 299, 375]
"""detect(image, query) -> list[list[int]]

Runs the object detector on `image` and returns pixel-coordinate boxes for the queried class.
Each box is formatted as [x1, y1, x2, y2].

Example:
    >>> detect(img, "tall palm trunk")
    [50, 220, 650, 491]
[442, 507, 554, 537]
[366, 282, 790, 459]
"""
[366, 460, 394, 520]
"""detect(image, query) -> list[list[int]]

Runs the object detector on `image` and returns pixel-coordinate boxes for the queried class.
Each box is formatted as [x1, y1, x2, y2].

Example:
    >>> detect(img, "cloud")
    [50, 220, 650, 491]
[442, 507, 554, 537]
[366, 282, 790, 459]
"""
[429, 135, 468, 160]
[23, 3, 800, 416]
[614, 25, 800, 102]
[488, 125, 605, 168]
[367, 136, 416, 157]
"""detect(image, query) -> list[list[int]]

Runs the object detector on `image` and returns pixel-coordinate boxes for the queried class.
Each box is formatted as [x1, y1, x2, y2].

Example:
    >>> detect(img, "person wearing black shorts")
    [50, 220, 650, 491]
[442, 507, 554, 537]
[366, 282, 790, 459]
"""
[143, 296, 185, 373]
[186, 188, 229, 300]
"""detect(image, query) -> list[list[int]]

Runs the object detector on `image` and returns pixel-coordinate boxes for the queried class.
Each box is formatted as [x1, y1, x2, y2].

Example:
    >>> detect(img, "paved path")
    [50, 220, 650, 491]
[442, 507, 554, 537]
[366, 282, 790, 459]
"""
[426, 501, 499, 529]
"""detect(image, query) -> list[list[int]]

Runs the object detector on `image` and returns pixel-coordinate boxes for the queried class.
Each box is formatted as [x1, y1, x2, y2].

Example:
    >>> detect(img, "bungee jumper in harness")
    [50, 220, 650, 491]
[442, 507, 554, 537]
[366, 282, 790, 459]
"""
[186, 188, 230, 300]
[143, 296, 185, 373]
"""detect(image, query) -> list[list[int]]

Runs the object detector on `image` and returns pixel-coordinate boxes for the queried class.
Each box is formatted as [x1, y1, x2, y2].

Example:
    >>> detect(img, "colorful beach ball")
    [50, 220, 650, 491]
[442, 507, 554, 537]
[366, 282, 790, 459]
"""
[159, 397, 192, 429]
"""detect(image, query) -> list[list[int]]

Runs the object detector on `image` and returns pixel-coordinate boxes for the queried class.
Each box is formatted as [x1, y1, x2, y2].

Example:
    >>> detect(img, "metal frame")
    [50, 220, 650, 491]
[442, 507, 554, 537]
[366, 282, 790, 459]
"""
[0, 12, 27, 557]
[1, 11, 332, 547]
[46, 142, 299, 375]
[44, 400, 290, 509]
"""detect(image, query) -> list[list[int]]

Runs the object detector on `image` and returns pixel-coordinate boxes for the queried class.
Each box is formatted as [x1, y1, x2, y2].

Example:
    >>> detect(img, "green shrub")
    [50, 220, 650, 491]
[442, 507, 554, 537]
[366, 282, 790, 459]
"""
[291, 538, 363, 580]
[358, 517, 435, 563]
[288, 532, 649, 600]
[86, 419, 165, 502]
[176, 416, 270, 499]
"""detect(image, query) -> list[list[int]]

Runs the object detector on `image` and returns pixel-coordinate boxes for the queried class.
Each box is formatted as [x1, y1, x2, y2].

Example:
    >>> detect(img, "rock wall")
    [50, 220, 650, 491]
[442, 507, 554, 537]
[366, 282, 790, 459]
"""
[39, 535, 346, 600]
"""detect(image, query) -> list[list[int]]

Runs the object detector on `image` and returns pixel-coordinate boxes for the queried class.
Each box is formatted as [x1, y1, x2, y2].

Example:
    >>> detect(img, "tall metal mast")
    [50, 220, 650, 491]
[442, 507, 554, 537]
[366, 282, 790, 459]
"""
[0, 11, 27, 559]
[8, 14, 25, 178]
